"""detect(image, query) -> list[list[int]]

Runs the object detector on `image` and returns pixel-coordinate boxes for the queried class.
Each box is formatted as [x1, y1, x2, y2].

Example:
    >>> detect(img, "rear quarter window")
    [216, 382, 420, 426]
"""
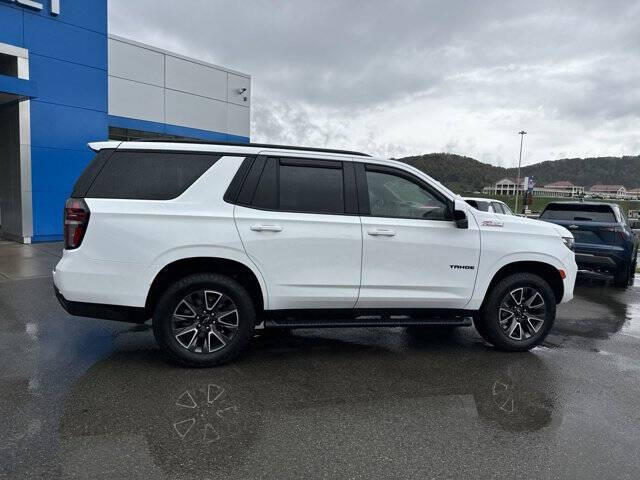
[540, 204, 616, 222]
[77, 151, 221, 200]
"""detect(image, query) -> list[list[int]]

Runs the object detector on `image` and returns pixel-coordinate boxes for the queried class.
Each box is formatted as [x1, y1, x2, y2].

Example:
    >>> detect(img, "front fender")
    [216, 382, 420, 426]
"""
[468, 251, 567, 310]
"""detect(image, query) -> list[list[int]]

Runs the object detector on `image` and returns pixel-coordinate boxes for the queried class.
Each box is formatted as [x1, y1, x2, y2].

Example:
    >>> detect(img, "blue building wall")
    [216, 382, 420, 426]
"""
[0, 1, 249, 242]
[0, 0, 108, 242]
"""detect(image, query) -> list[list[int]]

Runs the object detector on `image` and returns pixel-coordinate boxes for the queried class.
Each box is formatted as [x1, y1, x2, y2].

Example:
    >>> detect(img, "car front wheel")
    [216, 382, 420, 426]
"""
[476, 273, 556, 351]
[153, 273, 255, 367]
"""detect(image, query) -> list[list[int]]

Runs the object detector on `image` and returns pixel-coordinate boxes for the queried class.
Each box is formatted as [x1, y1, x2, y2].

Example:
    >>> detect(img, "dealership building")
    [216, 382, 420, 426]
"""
[0, 0, 251, 243]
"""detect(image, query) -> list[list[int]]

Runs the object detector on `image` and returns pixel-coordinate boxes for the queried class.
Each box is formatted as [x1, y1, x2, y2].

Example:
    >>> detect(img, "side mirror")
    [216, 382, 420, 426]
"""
[453, 199, 469, 229]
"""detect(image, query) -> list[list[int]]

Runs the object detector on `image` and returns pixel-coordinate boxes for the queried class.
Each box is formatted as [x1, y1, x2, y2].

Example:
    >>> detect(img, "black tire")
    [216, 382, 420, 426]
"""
[476, 273, 556, 352]
[153, 273, 255, 367]
[613, 262, 631, 288]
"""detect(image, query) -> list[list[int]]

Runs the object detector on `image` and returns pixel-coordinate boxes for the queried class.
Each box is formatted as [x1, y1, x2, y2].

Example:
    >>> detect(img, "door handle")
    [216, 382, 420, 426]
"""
[367, 228, 396, 237]
[250, 224, 283, 232]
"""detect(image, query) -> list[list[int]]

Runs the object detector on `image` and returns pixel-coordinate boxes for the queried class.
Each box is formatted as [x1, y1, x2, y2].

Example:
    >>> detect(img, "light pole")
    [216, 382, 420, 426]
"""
[514, 130, 527, 214]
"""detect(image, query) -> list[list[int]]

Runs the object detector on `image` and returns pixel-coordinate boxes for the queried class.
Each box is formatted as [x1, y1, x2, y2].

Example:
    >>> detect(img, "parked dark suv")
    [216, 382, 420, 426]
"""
[539, 201, 638, 287]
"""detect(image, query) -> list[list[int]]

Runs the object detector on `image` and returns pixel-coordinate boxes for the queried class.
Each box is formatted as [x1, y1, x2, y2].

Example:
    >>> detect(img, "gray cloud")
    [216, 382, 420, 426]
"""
[109, 0, 640, 164]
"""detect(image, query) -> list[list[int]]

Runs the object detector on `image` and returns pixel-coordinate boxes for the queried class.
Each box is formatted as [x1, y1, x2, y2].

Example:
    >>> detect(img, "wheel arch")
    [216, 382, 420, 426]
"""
[145, 256, 267, 315]
[481, 260, 565, 307]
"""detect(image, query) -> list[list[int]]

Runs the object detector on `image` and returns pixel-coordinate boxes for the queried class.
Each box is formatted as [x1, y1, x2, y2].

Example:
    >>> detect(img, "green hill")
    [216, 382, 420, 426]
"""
[399, 153, 640, 193]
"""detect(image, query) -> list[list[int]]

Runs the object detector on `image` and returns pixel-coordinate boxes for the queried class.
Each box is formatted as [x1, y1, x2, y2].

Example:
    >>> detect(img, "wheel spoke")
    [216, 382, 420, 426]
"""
[205, 290, 223, 311]
[174, 326, 198, 349]
[208, 329, 227, 351]
[510, 288, 524, 305]
[175, 299, 197, 318]
[525, 291, 545, 310]
[499, 308, 515, 325]
[525, 315, 544, 333]
[507, 320, 523, 340]
[217, 309, 239, 327]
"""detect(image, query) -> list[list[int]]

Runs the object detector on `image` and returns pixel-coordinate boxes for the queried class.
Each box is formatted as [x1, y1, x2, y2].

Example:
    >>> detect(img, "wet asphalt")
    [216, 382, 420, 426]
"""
[1, 242, 640, 479]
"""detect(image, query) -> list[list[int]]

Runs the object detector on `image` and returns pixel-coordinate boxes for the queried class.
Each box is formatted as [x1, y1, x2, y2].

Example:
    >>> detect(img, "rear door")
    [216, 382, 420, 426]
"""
[233, 156, 362, 310]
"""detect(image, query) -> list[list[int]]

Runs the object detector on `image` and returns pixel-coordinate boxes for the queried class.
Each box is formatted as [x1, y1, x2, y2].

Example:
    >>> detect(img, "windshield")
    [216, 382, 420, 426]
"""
[500, 203, 515, 215]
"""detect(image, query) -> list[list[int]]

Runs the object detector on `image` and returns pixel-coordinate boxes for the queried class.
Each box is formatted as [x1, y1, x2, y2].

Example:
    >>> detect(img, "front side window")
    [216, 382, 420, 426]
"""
[365, 169, 448, 220]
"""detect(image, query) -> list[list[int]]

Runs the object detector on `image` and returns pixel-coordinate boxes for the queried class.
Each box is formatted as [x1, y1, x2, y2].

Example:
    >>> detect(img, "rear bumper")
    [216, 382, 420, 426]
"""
[54, 284, 149, 323]
[575, 252, 618, 269]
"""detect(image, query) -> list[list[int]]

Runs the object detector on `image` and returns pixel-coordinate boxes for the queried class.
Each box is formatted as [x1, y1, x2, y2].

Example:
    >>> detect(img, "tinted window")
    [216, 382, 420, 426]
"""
[71, 149, 114, 197]
[251, 158, 277, 209]
[540, 204, 616, 222]
[366, 170, 448, 220]
[279, 162, 344, 214]
[465, 199, 490, 212]
[86, 151, 220, 200]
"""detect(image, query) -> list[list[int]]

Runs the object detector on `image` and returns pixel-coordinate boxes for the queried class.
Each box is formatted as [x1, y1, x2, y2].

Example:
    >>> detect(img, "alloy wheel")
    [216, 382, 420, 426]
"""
[498, 286, 547, 341]
[172, 289, 239, 354]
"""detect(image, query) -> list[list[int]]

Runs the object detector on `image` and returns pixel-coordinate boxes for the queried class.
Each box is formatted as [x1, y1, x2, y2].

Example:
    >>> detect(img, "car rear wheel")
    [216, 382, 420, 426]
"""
[476, 273, 556, 351]
[153, 273, 255, 367]
[613, 262, 632, 288]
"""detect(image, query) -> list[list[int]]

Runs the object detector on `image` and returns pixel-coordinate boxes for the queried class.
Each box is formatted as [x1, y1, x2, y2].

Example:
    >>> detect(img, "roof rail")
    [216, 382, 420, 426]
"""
[130, 138, 371, 157]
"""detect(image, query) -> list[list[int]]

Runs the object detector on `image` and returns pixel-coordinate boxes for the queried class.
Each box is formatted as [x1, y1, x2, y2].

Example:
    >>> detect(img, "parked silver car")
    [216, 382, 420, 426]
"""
[463, 197, 515, 215]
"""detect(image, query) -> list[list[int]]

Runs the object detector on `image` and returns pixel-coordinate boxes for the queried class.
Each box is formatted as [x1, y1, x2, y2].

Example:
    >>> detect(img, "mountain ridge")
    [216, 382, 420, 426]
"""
[398, 153, 640, 193]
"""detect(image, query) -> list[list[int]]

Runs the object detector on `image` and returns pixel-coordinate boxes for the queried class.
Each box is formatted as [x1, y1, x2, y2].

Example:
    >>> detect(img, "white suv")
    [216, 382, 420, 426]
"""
[54, 141, 577, 366]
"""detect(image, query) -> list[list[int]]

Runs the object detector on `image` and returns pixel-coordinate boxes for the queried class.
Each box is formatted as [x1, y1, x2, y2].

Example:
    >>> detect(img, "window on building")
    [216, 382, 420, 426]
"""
[108, 126, 201, 142]
[0, 53, 18, 77]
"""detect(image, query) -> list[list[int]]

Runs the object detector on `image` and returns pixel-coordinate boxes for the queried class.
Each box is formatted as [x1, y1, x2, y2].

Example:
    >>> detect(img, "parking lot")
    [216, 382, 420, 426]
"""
[1, 242, 639, 479]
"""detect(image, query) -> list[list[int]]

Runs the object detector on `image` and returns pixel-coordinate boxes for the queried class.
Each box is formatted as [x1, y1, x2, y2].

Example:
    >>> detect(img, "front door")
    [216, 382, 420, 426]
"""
[355, 164, 480, 309]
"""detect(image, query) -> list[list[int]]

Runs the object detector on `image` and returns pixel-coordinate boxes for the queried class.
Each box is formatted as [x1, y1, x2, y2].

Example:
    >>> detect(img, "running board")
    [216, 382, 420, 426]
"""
[264, 309, 474, 329]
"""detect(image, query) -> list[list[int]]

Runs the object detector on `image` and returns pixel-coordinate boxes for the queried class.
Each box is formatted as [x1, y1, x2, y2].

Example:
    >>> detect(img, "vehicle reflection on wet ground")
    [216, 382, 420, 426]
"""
[1, 243, 639, 479]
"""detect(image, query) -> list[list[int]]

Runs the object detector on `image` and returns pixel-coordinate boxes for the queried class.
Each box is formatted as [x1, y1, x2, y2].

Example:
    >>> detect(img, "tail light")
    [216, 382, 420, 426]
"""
[617, 227, 631, 241]
[64, 198, 90, 250]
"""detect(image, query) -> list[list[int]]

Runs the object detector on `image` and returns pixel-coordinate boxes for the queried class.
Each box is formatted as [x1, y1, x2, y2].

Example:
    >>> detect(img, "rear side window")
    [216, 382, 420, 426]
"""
[540, 204, 616, 222]
[82, 151, 220, 200]
[236, 158, 347, 215]
[279, 162, 344, 214]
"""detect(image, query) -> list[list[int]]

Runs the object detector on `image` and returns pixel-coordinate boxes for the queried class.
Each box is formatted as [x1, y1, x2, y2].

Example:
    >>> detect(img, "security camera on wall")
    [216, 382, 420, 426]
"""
[237, 88, 248, 102]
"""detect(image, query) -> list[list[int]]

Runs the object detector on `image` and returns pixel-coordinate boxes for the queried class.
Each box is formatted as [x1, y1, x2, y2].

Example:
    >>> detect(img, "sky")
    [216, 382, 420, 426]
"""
[108, 0, 640, 166]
